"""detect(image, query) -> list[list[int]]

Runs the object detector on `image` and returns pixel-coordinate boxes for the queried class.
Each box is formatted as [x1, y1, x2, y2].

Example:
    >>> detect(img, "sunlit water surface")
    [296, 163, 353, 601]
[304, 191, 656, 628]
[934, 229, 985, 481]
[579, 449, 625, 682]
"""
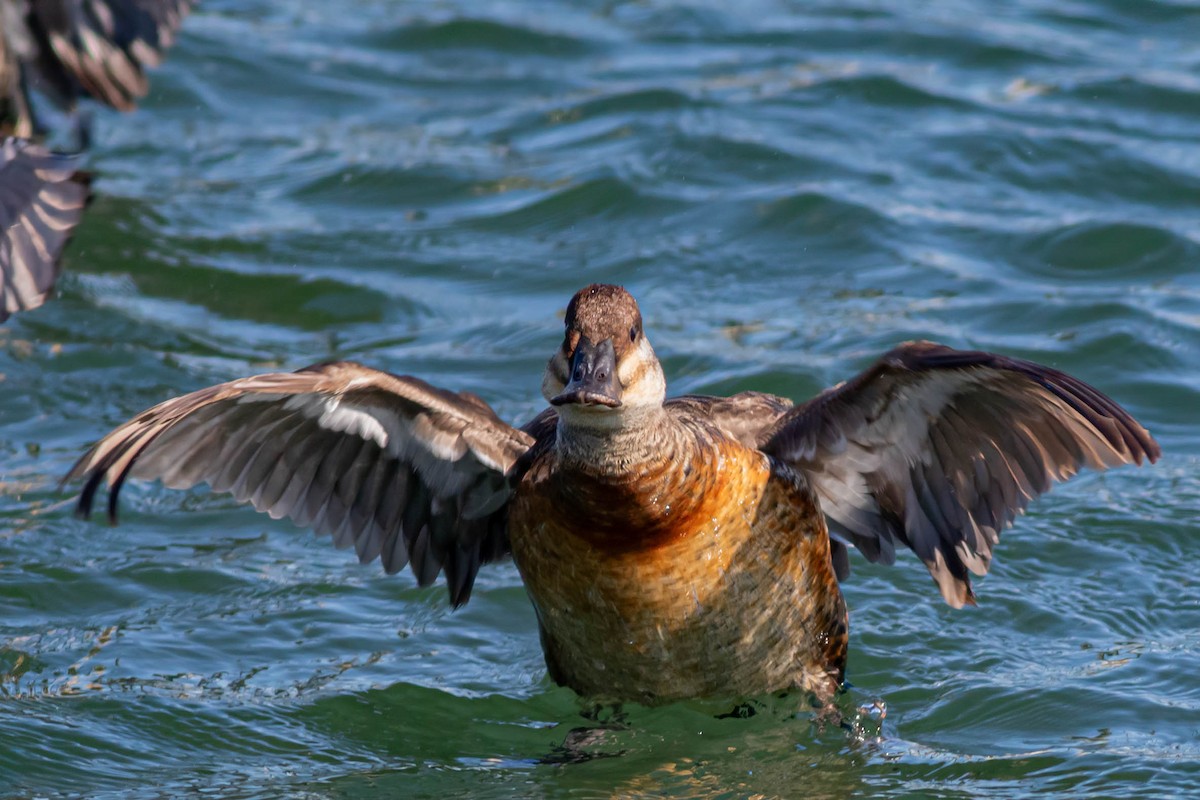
[2, 1, 1198, 797]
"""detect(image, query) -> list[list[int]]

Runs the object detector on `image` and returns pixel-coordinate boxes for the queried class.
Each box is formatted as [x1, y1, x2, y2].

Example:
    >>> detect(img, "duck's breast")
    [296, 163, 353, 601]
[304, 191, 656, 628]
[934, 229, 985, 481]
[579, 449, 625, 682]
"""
[508, 435, 847, 704]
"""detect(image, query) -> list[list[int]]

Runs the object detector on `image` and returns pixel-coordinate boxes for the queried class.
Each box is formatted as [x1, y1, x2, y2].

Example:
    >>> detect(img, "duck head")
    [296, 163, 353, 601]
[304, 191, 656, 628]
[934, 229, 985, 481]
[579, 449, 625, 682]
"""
[542, 284, 666, 429]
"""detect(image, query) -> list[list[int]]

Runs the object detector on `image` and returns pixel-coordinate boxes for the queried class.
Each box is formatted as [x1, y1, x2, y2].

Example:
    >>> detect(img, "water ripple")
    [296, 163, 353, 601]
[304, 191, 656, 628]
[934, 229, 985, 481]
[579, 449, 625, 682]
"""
[1, 0, 1197, 797]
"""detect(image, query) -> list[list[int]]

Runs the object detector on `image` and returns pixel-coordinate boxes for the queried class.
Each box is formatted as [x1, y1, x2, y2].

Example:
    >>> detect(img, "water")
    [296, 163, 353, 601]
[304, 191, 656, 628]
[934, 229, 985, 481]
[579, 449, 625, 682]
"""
[2, 1, 1198, 797]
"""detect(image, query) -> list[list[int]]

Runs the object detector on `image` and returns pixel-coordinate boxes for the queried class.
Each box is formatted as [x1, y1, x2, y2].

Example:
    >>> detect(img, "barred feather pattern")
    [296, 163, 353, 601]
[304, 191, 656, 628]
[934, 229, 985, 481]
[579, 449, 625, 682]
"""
[0, 137, 88, 320]
[66, 361, 536, 607]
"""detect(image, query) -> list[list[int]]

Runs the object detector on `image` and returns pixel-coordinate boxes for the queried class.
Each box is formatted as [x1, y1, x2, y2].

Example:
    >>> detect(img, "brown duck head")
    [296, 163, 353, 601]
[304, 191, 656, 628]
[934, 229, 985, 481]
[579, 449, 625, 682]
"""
[542, 284, 667, 427]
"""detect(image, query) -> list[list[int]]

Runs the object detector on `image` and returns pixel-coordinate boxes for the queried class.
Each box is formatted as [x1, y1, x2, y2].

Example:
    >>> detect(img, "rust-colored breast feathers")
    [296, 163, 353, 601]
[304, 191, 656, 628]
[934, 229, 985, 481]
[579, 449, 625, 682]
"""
[533, 435, 752, 557]
[508, 426, 848, 703]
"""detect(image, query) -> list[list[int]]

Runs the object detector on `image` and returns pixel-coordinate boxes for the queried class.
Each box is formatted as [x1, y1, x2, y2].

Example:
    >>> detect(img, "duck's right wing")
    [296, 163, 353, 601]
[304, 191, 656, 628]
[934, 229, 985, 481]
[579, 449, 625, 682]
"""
[0, 137, 89, 321]
[66, 361, 537, 607]
[761, 341, 1160, 607]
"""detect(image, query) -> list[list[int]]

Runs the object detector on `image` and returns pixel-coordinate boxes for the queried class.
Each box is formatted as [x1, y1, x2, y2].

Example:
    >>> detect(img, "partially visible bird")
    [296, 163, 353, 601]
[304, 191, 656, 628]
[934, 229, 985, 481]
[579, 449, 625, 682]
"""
[0, 0, 194, 320]
[0, 137, 88, 321]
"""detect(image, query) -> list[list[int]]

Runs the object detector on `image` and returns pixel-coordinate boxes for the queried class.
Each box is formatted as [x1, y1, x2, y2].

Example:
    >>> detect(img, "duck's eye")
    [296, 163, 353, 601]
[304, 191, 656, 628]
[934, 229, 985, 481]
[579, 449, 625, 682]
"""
[629, 325, 639, 343]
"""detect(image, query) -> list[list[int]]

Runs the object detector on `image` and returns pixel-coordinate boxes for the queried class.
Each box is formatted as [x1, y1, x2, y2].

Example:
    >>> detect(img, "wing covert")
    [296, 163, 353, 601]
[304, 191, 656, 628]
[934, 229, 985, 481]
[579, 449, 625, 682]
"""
[666, 392, 794, 448]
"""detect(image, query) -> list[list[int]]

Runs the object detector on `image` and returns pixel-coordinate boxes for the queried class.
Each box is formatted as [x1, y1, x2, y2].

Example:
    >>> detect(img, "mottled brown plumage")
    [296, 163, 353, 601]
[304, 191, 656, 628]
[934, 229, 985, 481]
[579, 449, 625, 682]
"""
[66, 284, 1160, 704]
[511, 424, 846, 703]
[563, 282, 643, 357]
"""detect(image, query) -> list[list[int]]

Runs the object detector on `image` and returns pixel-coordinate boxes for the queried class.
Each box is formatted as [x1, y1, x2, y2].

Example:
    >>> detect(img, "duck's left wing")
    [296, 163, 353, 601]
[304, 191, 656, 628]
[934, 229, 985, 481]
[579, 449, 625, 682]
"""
[66, 361, 536, 606]
[762, 341, 1160, 607]
[0, 137, 89, 320]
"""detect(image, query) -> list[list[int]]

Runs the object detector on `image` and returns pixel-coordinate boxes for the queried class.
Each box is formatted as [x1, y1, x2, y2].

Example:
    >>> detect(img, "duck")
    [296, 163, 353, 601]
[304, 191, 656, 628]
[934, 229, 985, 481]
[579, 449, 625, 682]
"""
[0, 0, 193, 320]
[67, 283, 1160, 705]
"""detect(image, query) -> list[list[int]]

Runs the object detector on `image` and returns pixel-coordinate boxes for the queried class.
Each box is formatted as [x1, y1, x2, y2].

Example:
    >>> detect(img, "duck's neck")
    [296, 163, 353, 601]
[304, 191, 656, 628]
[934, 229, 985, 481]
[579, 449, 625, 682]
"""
[555, 405, 685, 475]
[551, 407, 723, 553]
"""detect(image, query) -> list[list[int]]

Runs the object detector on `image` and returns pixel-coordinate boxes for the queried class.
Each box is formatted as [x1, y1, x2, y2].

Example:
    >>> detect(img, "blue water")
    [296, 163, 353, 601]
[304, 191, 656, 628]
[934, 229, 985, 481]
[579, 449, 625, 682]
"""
[2, 1, 1198, 797]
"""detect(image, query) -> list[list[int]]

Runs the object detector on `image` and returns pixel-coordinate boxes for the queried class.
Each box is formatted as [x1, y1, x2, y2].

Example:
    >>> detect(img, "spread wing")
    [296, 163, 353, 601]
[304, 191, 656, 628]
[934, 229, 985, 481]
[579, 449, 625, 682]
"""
[66, 361, 537, 607]
[23, 0, 195, 113]
[762, 341, 1160, 608]
[0, 137, 90, 320]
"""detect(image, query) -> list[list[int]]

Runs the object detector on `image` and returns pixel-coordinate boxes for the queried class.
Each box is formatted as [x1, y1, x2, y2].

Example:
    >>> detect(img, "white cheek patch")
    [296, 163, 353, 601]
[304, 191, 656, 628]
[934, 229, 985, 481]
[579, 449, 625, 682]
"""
[542, 353, 568, 401]
[618, 338, 666, 407]
[551, 350, 570, 382]
[616, 338, 653, 387]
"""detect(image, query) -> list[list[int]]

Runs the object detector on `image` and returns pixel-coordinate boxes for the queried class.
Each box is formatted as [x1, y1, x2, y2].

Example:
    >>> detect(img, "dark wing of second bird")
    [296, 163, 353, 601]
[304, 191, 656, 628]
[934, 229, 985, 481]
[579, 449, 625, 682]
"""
[0, 0, 194, 321]
[0, 137, 89, 320]
[7, 0, 194, 126]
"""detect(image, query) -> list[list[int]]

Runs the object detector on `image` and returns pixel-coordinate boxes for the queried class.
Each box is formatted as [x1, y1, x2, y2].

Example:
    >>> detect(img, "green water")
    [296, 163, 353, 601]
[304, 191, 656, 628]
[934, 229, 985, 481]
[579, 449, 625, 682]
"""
[2, 1, 1198, 797]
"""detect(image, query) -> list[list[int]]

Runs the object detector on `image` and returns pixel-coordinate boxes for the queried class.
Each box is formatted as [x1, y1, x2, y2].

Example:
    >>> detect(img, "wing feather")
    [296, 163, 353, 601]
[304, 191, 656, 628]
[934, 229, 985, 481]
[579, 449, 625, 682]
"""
[24, 0, 195, 114]
[665, 391, 793, 448]
[66, 361, 538, 606]
[764, 341, 1159, 607]
[0, 138, 89, 320]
